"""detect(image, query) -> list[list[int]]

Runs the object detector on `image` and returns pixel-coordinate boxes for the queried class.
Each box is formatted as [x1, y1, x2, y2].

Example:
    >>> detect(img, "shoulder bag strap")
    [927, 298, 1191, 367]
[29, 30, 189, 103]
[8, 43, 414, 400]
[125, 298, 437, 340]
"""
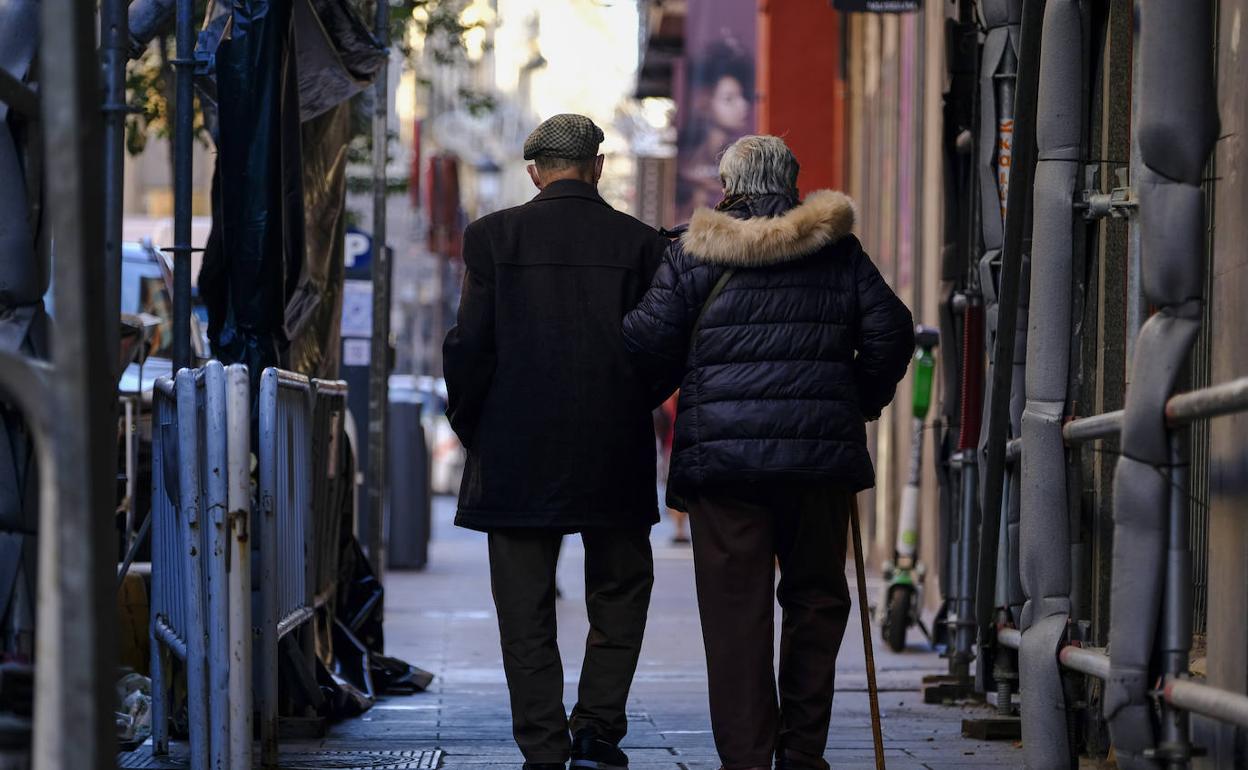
[688, 268, 736, 354]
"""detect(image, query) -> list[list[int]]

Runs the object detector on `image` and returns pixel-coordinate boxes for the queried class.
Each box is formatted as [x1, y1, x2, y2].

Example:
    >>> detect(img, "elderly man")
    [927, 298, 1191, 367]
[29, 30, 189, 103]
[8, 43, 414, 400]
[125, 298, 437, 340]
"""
[623, 135, 914, 770]
[443, 114, 669, 770]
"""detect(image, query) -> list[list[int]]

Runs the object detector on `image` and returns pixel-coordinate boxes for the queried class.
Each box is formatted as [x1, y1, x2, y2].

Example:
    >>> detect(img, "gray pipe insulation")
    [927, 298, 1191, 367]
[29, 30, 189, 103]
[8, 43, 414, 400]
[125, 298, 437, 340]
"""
[973, 0, 1028, 643]
[1003, 250, 1030, 625]
[1019, 0, 1084, 766]
[1105, 1, 1218, 767]
[126, 0, 176, 58]
[975, 0, 1022, 519]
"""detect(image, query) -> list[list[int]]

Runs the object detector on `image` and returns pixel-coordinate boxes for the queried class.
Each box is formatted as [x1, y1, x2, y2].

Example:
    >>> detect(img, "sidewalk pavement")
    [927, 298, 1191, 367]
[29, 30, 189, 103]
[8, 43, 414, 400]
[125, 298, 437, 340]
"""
[329, 496, 1026, 770]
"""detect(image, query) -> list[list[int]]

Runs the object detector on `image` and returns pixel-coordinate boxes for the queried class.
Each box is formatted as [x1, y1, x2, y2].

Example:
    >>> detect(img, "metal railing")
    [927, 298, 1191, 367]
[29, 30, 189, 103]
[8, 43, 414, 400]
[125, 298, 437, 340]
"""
[995, 375, 1248, 742]
[999, 624, 1248, 730]
[310, 379, 350, 608]
[1004, 376, 1248, 462]
[149, 362, 251, 770]
[256, 367, 321, 766]
[148, 364, 343, 769]
[149, 375, 205, 767]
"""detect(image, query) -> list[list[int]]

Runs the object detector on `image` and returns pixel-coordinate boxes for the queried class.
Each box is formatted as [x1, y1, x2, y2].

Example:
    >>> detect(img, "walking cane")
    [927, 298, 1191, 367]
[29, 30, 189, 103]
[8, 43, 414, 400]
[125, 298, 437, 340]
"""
[850, 494, 887, 769]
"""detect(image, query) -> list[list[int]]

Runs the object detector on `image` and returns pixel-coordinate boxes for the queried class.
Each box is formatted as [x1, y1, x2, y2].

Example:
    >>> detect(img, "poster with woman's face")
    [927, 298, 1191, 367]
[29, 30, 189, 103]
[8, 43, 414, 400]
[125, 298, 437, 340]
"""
[674, 0, 757, 224]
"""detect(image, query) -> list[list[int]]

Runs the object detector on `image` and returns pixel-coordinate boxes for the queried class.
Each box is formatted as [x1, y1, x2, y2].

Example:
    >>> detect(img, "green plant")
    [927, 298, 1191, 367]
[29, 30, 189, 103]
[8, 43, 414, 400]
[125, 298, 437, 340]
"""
[393, 0, 482, 65]
[124, 0, 211, 155]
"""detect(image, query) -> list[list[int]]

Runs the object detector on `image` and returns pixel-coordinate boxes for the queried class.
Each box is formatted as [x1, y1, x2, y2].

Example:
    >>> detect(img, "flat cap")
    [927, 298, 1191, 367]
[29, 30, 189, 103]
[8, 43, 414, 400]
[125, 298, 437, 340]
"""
[523, 113, 605, 161]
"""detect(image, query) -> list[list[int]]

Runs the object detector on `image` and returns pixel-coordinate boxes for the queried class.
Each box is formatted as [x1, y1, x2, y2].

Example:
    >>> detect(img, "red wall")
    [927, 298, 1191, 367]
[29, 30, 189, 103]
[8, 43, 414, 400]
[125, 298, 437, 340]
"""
[757, 0, 845, 194]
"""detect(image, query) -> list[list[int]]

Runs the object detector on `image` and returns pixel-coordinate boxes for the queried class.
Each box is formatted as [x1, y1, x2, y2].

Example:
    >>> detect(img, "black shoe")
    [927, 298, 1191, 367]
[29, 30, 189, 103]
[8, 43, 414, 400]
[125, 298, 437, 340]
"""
[570, 729, 628, 770]
[775, 748, 829, 770]
[523, 764, 565, 770]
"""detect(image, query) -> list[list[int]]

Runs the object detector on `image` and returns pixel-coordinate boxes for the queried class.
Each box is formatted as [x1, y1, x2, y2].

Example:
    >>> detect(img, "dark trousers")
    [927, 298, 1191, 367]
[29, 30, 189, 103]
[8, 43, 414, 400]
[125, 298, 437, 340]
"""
[688, 484, 852, 770]
[488, 527, 654, 763]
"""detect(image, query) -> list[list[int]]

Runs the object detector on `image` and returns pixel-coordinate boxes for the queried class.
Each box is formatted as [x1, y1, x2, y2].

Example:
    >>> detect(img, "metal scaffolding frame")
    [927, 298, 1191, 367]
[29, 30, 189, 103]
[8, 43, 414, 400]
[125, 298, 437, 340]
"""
[1, 1, 388, 767]
[943, 0, 1233, 766]
[2, 0, 121, 767]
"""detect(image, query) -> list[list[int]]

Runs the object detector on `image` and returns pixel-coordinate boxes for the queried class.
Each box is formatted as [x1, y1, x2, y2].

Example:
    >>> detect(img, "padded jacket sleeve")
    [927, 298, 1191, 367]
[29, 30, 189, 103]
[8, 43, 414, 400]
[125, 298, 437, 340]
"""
[623, 244, 695, 408]
[852, 240, 915, 420]
[442, 222, 496, 449]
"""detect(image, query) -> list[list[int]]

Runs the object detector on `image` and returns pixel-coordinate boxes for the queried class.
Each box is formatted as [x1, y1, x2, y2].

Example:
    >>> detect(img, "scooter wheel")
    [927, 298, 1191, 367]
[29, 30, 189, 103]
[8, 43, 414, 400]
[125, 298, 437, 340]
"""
[883, 587, 911, 653]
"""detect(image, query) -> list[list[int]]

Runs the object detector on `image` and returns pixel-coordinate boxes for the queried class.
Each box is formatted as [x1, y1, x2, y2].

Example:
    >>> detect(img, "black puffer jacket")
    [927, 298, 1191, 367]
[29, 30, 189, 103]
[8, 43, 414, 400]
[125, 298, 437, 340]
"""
[623, 191, 914, 507]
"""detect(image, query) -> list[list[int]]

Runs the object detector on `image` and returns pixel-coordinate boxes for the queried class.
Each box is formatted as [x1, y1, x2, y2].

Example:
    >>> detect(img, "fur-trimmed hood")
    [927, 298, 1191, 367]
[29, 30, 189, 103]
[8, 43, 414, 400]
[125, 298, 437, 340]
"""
[679, 189, 857, 267]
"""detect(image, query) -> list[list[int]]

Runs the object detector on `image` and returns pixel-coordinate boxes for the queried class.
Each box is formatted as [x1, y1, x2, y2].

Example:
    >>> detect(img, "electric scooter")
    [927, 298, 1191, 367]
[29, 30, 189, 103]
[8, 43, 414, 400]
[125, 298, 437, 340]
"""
[879, 324, 939, 653]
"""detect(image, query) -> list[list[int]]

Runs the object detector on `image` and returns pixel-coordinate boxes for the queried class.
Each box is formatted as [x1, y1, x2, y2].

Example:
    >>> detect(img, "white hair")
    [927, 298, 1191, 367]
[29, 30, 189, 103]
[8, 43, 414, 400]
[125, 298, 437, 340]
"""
[718, 135, 800, 198]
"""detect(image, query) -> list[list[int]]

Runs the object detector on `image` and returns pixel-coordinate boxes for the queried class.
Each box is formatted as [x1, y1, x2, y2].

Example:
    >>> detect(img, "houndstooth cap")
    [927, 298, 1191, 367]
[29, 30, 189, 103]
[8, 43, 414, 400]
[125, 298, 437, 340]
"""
[523, 113, 605, 160]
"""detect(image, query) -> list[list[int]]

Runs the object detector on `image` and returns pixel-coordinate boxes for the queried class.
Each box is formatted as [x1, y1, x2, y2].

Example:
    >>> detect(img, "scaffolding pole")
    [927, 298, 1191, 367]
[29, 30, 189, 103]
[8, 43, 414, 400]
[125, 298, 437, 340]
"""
[171, 0, 194, 369]
[102, 0, 127, 375]
[34, 0, 117, 767]
[367, 0, 392, 579]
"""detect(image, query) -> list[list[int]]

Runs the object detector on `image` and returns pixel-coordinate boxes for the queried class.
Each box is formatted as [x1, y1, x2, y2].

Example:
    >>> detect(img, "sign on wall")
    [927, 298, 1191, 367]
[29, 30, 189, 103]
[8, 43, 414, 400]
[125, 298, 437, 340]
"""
[832, 0, 921, 11]
[345, 228, 372, 268]
[675, 0, 757, 224]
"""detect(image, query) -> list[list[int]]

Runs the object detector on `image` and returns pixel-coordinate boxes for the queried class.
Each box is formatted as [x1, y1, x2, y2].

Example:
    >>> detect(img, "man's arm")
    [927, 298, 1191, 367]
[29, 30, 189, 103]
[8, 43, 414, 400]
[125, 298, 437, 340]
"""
[623, 244, 695, 407]
[852, 238, 915, 420]
[640, 232, 667, 285]
[442, 223, 496, 449]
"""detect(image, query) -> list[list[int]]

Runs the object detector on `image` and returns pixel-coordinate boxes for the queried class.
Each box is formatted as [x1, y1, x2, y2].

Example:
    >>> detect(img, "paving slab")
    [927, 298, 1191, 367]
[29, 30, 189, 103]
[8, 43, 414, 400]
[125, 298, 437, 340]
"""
[121, 496, 1057, 769]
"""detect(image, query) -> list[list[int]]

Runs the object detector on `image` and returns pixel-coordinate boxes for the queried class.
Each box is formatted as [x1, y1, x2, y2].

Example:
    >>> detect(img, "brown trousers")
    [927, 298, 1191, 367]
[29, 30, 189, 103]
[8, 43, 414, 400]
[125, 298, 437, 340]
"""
[688, 484, 852, 770]
[488, 527, 654, 763]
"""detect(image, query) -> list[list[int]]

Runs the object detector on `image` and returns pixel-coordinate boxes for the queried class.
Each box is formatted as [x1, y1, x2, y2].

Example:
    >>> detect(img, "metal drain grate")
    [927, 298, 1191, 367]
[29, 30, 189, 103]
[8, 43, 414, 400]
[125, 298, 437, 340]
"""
[279, 750, 443, 769]
[118, 748, 444, 770]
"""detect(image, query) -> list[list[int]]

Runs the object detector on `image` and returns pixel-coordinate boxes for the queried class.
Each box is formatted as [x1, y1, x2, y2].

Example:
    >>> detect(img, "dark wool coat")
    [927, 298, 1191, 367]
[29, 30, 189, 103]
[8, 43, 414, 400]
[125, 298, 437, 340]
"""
[622, 191, 914, 508]
[444, 179, 669, 531]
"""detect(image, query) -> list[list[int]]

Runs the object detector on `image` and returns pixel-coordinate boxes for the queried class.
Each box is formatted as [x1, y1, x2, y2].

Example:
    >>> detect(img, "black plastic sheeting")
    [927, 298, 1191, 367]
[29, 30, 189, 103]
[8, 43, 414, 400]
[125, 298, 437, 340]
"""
[288, 101, 352, 378]
[200, 0, 304, 381]
[191, 0, 385, 126]
[195, 0, 425, 720]
[295, 0, 387, 121]
[198, 0, 382, 384]
[0, 0, 45, 663]
[316, 537, 434, 719]
[0, 0, 42, 310]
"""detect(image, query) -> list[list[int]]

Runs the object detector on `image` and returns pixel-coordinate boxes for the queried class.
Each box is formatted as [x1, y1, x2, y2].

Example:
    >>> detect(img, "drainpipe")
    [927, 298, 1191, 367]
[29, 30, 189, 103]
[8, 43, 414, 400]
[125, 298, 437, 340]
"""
[1019, 0, 1085, 766]
[944, 0, 986, 675]
[1105, 1, 1218, 767]
[935, 6, 978, 649]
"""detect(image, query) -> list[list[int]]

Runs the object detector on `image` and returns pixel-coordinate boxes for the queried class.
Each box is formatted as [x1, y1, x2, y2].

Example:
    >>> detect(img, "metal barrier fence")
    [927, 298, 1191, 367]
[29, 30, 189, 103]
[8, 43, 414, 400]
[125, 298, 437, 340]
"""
[148, 364, 346, 769]
[257, 368, 344, 767]
[149, 362, 251, 770]
[310, 379, 350, 608]
[259, 368, 314, 638]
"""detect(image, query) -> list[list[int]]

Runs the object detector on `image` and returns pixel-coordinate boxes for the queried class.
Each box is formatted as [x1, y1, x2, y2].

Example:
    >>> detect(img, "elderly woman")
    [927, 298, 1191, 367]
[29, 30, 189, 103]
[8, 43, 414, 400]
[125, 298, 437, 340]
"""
[623, 135, 913, 770]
